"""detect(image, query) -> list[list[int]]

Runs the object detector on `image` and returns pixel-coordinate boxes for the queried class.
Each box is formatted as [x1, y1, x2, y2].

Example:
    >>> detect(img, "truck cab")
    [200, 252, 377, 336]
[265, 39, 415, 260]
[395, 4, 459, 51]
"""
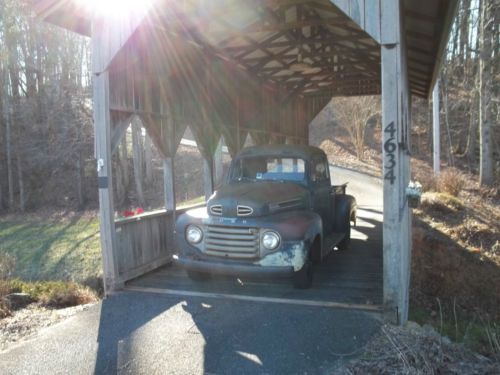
[174, 144, 356, 288]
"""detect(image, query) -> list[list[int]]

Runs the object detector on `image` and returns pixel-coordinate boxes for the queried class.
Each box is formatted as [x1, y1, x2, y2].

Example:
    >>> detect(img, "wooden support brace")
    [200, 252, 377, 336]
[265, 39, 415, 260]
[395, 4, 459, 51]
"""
[111, 115, 133, 155]
[163, 157, 176, 213]
[203, 157, 214, 201]
[92, 19, 122, 293]
[432, 79, 440, 175]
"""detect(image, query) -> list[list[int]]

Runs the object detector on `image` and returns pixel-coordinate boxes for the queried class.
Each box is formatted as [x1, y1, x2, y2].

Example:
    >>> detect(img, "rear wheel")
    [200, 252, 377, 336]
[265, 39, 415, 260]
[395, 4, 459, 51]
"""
[292, 260, 313, 289]
[187, 270, 211, 282]
[337, 216, 351, 250]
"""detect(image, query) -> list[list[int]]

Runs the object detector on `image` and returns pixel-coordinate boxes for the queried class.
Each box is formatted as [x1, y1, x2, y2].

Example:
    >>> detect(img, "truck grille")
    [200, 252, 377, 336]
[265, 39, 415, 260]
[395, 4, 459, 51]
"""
[209, 205, 222, 216]
[204, 225, 259, 259]
[237, 205, 253, 216]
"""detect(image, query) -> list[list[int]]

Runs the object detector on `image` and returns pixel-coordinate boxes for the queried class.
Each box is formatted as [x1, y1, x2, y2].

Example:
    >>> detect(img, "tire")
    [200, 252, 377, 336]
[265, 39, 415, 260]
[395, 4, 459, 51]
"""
[292, 260, 313, 289]
[187, 270, 211, 282]
[337, 216, 351, 250]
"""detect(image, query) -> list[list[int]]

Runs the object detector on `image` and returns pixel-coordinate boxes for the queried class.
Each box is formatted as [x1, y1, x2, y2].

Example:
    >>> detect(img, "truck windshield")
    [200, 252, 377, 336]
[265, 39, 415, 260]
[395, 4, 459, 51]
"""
[230, 156, 306, 182]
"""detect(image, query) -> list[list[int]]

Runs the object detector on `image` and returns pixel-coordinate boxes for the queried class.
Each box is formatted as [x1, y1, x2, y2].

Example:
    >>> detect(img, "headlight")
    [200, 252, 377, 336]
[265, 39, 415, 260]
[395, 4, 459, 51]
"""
[262, 231, 280, 250]
[186, 225, 203, 244]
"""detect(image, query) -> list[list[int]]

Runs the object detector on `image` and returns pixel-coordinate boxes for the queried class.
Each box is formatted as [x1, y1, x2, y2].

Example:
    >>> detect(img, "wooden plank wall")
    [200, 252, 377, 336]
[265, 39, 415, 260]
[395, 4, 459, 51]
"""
[107, 22, 321, 156]
[115, 211, 174, 282]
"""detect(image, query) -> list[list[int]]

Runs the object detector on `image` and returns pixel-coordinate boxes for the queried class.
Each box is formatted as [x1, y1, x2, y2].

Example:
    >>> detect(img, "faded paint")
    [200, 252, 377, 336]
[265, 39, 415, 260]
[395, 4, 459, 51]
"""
[257, 243, 307, 271]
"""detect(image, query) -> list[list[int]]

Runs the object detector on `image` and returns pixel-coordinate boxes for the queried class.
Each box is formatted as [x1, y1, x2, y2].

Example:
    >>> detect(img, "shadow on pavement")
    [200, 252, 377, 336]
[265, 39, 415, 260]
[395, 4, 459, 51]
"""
[92, 291, 382, 374]
[93, 293, 181, 373]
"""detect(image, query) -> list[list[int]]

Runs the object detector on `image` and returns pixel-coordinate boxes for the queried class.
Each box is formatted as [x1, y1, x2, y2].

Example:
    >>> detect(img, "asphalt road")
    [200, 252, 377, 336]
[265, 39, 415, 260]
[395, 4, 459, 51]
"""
[0, 292, 381, 375]
[0, 166, 384, 375]
[330, 165, 383, 209]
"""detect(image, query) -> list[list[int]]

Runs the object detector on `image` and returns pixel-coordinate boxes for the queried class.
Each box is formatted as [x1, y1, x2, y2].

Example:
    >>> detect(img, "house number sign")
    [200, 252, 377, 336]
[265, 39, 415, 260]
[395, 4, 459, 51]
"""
[384, 121, 397, 185]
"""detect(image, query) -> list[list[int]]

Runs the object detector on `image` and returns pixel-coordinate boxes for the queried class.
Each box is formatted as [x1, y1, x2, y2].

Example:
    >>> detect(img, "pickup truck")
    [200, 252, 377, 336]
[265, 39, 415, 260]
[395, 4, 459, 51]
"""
[174, 144, 357, 288]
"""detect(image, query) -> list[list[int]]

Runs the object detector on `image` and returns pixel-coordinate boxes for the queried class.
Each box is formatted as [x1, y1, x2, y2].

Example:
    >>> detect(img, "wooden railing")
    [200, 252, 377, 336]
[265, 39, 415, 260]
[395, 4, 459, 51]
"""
[114, 204, 205, 283]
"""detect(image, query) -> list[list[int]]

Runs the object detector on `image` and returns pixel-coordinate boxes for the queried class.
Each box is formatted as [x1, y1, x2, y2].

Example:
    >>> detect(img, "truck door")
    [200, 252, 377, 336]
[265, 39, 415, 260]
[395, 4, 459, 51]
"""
[311, 156, 333, 234]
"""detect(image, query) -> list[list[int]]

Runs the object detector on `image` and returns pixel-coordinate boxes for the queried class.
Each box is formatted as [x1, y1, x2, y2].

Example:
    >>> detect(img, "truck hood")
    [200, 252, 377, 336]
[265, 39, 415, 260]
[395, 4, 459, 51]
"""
[207, 181, 309, 217]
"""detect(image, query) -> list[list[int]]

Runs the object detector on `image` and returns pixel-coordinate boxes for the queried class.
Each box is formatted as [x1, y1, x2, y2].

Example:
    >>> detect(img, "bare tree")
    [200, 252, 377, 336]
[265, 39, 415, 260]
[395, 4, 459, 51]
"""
[331, 96, 380, 160]
[479, 0, 494, 186]
[132, 118, 145, 206]
[144, 132, 153, 184]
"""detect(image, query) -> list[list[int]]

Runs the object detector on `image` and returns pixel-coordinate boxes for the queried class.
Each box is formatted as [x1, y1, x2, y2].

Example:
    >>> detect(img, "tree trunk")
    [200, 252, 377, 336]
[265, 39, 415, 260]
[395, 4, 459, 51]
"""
[120, 134, 129, 189]
[76, 150, 84, 209]
[2, 70, 14, 209]
[442, 80, 455, 166]
[114, 151, 125, 208]
[16, 152, 25, 211]
[464, 102, 478, 168]
[144, 132, 153, 184]
[459, 0, 471, 65]
[132, 119, 145, 206]
[479, 0, 494, 186]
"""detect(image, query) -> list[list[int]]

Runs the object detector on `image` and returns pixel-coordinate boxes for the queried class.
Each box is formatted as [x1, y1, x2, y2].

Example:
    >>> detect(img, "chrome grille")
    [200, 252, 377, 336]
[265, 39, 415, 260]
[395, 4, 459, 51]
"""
[204, 225, 259, 259]
[209, 205, 222, 216]
[237, 205, 253, 216]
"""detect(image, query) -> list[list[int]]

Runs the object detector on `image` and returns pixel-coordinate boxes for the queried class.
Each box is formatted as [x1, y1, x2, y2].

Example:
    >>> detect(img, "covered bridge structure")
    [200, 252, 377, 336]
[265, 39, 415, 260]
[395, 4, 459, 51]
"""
[33, 0, 457, 323]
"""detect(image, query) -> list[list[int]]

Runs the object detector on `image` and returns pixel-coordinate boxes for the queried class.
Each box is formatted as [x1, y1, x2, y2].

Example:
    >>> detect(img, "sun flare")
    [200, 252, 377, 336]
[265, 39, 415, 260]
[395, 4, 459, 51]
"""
[77, 0, 154, 18]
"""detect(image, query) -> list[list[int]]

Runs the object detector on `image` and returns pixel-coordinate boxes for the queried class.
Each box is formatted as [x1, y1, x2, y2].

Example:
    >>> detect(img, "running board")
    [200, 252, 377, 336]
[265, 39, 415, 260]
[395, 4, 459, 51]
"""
[124, 285, 384, 313]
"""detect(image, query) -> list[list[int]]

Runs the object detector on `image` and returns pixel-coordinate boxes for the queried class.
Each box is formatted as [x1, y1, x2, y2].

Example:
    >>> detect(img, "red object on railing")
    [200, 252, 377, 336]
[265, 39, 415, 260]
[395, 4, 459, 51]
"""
[121, 207, 144, 218]
[122, 210, 135, 217]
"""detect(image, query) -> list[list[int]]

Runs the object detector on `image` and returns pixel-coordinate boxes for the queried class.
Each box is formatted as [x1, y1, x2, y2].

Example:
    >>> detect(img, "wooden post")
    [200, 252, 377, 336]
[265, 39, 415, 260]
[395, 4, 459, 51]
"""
[214, 138, 224, 187]
[163, 157, 176, 212]
[203, 157, 214, 201]
[92, 20, 121, 293]
[381, 0, 412, 324]
[433, 79, 440, 175]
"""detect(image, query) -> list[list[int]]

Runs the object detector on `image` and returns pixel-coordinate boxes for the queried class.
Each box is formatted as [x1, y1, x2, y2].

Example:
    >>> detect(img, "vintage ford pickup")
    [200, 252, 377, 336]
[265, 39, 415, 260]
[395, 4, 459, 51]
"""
[174, 144, 357, 288]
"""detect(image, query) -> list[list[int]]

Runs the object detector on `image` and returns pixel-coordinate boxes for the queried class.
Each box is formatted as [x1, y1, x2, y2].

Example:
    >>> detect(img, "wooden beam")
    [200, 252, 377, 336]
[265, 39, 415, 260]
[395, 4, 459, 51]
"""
[272, 69, 378, 83]
[245, 16, 349, 32]
[163, 157, 176, 211]
[223, 33, 377, 53]
[405, 10, 438, 24]
[110, 114, 133, 155]
[406, 30, 435, 43]
[203, 157, 214, 201]
[432, 79, 440, 174]
[93, 11, 149, 73]
[380, 0, 412, 325]
[92, 18, 121, 293]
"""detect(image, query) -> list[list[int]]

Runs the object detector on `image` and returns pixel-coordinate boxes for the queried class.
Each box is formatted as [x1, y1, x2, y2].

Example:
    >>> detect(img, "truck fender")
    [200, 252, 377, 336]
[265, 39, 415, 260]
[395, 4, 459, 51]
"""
[334, 194, 357, 230]
[271, 210, 322, 262]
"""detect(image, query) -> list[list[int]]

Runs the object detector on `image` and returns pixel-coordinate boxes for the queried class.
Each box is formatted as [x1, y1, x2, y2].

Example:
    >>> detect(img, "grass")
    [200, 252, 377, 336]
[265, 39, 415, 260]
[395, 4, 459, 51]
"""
[7, 279, 99, 307]
[0, 279, 99, 318]
[0, 213, 102, 282]
[410, 306, 500, 358]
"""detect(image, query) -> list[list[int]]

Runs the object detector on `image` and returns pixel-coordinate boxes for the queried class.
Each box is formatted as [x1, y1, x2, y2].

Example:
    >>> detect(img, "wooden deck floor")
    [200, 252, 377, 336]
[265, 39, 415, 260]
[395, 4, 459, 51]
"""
[126, 208, 383, 310]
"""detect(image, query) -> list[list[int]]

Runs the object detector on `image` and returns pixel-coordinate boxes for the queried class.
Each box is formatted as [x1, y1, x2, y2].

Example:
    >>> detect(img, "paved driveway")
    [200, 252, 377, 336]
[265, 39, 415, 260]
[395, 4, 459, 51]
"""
[0, 292, 381, 374]
[0, 166, 384, 374]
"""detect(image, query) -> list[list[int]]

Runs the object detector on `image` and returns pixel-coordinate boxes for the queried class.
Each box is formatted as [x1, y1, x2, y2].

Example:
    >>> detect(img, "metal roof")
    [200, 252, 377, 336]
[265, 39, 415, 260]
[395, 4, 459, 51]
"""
[33, 0, 457, 98]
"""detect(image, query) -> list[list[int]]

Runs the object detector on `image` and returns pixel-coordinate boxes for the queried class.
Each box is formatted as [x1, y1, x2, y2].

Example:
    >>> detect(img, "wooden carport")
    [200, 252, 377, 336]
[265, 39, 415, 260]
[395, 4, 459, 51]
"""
[33, 0, 457, 324]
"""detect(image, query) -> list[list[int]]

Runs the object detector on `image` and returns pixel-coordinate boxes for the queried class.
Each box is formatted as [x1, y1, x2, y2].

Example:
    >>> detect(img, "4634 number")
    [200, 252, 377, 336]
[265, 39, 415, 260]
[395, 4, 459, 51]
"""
[384, 121, 397, 185]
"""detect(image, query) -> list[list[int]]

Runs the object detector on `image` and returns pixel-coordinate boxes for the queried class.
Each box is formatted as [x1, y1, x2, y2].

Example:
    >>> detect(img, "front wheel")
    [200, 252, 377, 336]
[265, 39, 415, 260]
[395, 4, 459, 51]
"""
[292, 260, 313, 289]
